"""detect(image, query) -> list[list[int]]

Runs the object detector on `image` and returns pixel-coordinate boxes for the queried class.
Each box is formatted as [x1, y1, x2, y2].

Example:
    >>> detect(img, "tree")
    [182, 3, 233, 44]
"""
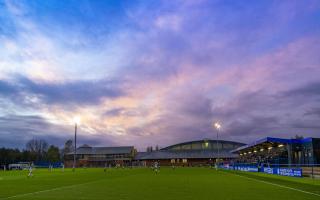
[21, 150, 33, 162]
[26, 139, 49, 161]
[146, 146, 153, 152]
[0, 148, 22, 164]
[293, 135, 304, 140]
[47, 145, 60, 163]
[63, 139, 73, 158]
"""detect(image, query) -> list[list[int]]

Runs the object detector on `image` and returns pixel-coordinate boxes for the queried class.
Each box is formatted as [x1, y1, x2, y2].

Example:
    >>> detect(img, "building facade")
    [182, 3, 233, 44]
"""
[65, 145, 136, 167]
[135, 139, 245, 166]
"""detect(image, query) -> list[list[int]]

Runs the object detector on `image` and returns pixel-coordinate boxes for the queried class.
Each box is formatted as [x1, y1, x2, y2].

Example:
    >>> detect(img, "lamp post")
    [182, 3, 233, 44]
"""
[213, 122, 221, 169]
[73, 117, 80, 172]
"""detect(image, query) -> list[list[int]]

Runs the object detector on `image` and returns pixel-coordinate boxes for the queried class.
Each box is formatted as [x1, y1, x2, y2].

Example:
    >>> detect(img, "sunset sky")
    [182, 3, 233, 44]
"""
[0, 0, 320, 150]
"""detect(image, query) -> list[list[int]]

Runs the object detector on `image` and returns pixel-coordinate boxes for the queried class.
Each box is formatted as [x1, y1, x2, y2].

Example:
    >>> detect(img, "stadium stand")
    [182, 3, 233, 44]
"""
[231, 137, 320, 177]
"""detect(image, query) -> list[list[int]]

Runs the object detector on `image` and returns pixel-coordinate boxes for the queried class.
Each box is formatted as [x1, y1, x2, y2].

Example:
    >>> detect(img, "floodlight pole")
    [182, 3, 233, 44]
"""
[73, 123, 77, 171]
[216, 128, 220, 168]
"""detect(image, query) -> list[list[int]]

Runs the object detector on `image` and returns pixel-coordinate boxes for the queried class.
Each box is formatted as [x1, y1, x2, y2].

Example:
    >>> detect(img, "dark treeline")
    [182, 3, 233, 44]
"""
[0, 139, 74, 165]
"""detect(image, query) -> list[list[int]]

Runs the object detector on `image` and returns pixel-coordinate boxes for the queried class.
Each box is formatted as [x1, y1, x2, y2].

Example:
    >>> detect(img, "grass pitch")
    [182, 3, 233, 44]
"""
[0, 167, 319, 200]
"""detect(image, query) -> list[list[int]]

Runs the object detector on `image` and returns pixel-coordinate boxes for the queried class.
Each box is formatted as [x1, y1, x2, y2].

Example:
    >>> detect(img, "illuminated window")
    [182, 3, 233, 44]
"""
[182, 159, 187, 163]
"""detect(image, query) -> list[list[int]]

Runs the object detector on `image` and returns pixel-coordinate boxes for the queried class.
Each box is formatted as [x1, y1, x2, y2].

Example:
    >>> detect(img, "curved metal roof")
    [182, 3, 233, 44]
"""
[161, 139, 245, 151]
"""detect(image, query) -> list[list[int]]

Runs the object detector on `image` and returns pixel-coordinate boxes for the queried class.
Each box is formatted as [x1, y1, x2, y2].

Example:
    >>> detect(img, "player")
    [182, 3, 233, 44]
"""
[104, 163, 107, 173]
[154, 161, 159, 174]
[61, 163, 65, 172]
[28, 165, 33, 177]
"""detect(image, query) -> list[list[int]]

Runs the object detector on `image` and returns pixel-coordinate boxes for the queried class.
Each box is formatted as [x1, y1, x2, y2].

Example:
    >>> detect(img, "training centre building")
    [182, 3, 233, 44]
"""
[135, 139, 245, 166]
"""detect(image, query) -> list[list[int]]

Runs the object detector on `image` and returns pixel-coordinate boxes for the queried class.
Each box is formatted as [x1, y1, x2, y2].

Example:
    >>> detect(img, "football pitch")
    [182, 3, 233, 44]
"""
[0, 168, 319, 200]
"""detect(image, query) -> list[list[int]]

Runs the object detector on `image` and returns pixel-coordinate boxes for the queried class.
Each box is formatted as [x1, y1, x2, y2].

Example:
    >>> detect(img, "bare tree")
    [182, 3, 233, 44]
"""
[62, 139, 73, 159]
[26, 139, 49, 161]
[293, 135, 304, 140]
[63, 140, 73, 154]
[146, 146, 153, 152]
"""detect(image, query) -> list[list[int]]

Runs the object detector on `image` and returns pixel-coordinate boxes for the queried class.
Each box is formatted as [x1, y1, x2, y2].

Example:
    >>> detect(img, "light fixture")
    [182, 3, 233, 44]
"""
[214, 122, 221, 130]
[73, 116, 81, 125]
[268, 146, 273, 150]
[204, 142, 209, 148]
[278, 144, 284, 148]
[260, 148, 264, 152]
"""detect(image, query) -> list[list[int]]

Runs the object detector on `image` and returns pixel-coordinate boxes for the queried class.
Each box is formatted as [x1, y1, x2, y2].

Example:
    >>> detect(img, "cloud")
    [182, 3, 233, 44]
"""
[0, 76, 125, 105]
[0, 114, 66, 148]
[0, 0, 320, 150]
[0, 79, 17, 95]
[103, 108, 125, 117]
[210, 87, 320, 141]
[304, 108, 320, 118]
[284, 82, 320, 97]
[0, 114, 117, 149]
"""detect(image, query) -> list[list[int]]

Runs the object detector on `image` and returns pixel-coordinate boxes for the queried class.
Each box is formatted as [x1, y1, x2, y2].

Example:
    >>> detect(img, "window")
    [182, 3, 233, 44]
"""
[191, 143, 202, 150]
[202, 142, 209, 149]
[181, 144, 191, 150]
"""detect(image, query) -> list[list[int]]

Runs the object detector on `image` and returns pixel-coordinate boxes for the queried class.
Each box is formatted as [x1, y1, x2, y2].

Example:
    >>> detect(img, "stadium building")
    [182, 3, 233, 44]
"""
[65, 145, 136, 167]
[135, 139, 245, 166]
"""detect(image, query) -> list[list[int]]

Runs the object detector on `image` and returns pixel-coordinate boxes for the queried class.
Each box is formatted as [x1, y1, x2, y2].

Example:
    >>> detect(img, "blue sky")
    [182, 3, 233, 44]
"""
[0, 0, 320, 150]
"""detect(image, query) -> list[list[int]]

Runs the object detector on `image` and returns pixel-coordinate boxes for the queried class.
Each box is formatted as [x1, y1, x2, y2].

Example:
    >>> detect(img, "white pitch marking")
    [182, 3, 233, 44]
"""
[232, 173, 320, 197]
[0, 179, 105, 199]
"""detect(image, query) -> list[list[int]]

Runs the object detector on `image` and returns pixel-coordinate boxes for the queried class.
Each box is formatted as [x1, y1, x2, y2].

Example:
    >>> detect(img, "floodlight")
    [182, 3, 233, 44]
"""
[73, 116, 81, 125]
[214, 122, 221, 130]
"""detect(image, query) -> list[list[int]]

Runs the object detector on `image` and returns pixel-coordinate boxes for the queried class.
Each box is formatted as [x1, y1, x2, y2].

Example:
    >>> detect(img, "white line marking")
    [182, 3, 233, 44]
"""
[0, 179, 105, 199]
[232, 173, 320, 197]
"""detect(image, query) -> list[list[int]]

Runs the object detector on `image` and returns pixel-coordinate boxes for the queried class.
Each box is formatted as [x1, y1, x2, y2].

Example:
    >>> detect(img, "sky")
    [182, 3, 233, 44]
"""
[0, 0, 320, 151]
